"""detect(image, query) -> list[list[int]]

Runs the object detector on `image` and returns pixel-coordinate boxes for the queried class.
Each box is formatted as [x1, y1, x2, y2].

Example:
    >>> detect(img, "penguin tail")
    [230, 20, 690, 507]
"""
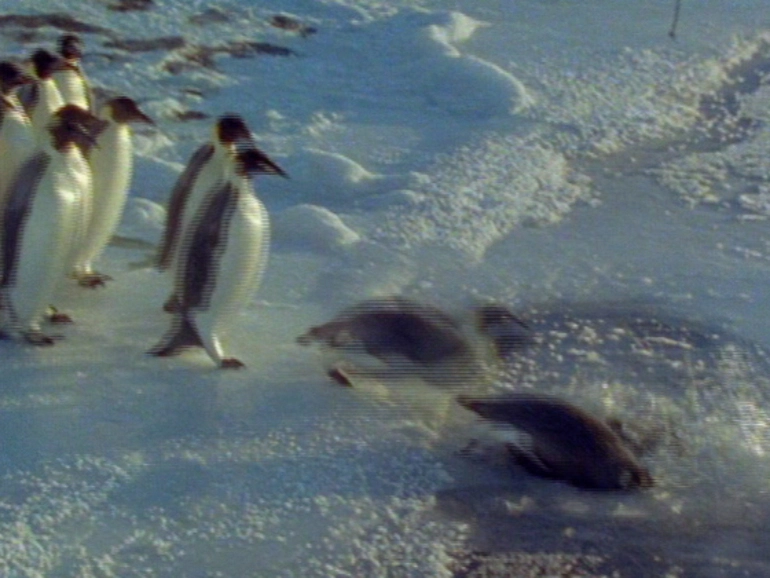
[148, 314, 203, 357]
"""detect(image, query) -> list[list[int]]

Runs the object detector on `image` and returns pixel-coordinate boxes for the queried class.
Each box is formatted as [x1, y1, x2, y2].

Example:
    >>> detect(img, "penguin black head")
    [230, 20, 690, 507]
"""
[59, 34, 84, 60]
[0, 61, 34, 94]
[30, 49, 64, 80]
[216, 114, 253, 145]
[49, 104, 105, 150]
[106, 96, 155, 125]
[236, 146, 288, 178]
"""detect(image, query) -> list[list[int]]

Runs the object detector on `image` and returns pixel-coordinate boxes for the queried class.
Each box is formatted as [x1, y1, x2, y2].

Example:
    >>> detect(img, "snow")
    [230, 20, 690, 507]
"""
[2, 0, 770, 575]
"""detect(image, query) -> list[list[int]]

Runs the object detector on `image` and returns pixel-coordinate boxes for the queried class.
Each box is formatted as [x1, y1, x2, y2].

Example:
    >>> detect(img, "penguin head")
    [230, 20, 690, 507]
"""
[59, 34, 84, 61]
[0, 61, 34, 94]
[105, 97, 155, 125]
[216, 114, 253, 146]
[236, 146, 288, 178]
[49, 104, 106, 150]
[474, 304, 533, 357]
[30, 49, 65, 80]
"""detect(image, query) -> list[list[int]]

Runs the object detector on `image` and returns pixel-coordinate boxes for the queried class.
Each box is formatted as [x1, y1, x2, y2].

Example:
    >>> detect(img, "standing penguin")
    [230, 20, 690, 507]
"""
[156, 115, 256, 279]
[20, 49, 65, 139]
[149, 145, 287, 368]
[0, 105, 102, 344]
[0, 62, 35, 210]
[70, 97, 154, 286]
[51, 34, 93, 112]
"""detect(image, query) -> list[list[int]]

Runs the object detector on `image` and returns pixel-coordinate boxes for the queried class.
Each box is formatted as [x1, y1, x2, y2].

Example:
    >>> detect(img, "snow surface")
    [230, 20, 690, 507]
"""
[2, 0, 770, 576]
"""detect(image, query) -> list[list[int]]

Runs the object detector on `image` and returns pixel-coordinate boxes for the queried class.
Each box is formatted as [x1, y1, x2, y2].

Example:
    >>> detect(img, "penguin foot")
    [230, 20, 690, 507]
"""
[23, 330, 58, 346]
[77, 273, 112, 288]
[220, 357, 245, 369]
[327, 364, 354, 387]
[162, 295, 180, 313]
[47, 306, 73, 324]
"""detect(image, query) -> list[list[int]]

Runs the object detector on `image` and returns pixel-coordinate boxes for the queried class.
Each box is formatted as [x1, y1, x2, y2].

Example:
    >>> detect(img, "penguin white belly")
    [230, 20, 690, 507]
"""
[52, 69, 89, 110]
[0, 108, 34, 201]
[193, 192, 269, 332]
[62, 148, 93, 276]
[29, 81, 64, 139]
[11, 161, 80, 330]
[181, 187, 268, 365]
[76, 124, 131, 273]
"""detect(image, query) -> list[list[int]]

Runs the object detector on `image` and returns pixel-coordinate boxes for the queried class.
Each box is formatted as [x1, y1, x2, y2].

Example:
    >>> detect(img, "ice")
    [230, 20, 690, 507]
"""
[1, 0, 770, 575]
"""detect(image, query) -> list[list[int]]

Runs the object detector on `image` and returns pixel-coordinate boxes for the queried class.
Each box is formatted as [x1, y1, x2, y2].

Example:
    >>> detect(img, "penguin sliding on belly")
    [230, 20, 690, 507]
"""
[71, 97, 154, 287]
[458, 392, 654, 490]
[148, 145, 287, 368]
[0, 105, 103, 345]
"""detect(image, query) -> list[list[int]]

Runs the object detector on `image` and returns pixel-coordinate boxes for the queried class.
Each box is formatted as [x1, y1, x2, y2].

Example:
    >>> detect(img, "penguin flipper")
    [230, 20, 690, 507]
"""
[17, 82, 38, 116]
[156, 144, 215, 270]
[148, 314, 204, 356]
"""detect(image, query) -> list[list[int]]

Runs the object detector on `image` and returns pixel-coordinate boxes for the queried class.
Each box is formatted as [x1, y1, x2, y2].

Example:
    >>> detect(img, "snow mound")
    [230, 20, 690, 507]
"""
[272, 204, 361, 251]
[117, 197, 166, 244]
[286, 148, 408, 201]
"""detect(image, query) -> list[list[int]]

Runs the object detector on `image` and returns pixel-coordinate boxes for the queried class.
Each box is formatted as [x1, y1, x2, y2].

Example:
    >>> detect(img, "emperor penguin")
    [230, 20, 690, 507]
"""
[296, 299, 532, 388]
[156, 114, 283, 311]
[457, 393, 654, 490]
[0, 105, 102, 345]
[52, 34, 93, 112]
[70, 97, 154, 286]
[156, 115, 257, 278]
[20, 49, 66, 139]
[148, 145, 288, 368]
[0, 62, 35, 211]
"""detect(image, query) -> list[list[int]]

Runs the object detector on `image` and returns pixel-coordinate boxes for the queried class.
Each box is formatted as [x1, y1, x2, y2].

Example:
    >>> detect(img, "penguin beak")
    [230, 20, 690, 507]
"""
[239, 147, 289, 179]
[13, 73, 35, 88]
[134, 111, 155, 125]
[51, 58, 71, 73]
[73, 123, 98, 148]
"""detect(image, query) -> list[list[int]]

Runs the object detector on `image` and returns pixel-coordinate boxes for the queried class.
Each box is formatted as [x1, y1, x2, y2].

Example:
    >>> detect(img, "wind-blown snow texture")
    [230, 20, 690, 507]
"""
[1, 0, 770, 576]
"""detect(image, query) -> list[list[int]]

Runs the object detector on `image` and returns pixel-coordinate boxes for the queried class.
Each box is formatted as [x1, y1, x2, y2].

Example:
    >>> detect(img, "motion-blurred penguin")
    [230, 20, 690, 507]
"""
[297, 298, 531, 388]
[149, 145, 287, 368]
[0, 62, 35, 208]
[20, 49, 65, 138]
[458, 392, 654, 490]
[156, 115, 257, 280]
[51, 34, 93, 112]
[71, 97, 153, 286]
[0, 105, 103, 344]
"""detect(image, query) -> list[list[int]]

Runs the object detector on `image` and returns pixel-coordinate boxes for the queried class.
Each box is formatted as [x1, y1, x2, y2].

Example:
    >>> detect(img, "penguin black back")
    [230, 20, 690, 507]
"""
[458, 392, 654, 490]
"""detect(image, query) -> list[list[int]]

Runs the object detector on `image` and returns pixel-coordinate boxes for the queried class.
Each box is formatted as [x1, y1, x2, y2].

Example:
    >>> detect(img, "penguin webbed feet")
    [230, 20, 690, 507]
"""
[76, 272, 113, 288]
[47, 305, 73, 324]
[327, 363, 355, 387]
[220, 357, 245, 369]
[162, 294, 180, 313]
[23, 330, 60, 346]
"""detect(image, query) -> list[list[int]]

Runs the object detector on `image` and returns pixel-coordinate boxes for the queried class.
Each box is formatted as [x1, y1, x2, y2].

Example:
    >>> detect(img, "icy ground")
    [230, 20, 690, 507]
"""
[1, 0, 770, 576]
